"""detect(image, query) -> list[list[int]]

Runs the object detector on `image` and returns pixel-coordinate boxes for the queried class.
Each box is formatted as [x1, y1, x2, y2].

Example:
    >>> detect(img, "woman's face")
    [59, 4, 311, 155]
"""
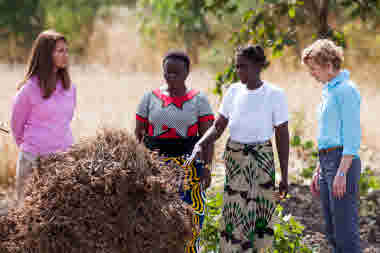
[305, 59, 333, 83]
[235, 55, 261, 84]
[52, 39, 69, 70]
[163, 58, 188, 87]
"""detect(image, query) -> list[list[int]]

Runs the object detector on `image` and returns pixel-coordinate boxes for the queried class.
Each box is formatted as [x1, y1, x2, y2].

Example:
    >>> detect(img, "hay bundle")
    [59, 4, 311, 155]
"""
[0, 128, 192, 253]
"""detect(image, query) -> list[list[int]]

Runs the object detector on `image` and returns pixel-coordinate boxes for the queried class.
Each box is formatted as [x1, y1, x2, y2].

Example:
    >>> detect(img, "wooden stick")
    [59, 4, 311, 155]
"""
[0, 127, 9, 134]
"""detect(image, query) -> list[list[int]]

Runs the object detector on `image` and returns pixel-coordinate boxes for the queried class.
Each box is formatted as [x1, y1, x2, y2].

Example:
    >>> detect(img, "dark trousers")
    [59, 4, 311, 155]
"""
[319, 149, 362, 253]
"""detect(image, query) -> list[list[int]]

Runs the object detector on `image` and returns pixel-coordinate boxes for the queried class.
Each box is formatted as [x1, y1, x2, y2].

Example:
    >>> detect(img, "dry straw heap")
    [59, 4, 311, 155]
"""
[0, 128, 192, 253]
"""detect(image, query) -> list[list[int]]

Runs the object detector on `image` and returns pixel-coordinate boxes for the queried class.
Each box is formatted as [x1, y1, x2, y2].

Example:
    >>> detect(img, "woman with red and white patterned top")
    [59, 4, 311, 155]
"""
[135, 51, 214, 253]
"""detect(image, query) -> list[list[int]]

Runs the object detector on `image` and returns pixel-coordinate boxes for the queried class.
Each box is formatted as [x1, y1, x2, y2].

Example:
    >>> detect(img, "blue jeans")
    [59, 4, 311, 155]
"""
[319, 149, 361, 253]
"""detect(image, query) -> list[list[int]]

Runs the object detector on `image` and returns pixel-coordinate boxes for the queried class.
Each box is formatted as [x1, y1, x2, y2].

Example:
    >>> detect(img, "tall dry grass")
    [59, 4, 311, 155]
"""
[266, 63, 380, 151]
[0, 63, 220, 189]
[2, 62, 380, 187]
[1, 6, 380, 191]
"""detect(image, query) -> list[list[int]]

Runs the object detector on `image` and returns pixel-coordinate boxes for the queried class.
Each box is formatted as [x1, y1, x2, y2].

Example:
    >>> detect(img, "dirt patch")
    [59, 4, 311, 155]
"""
[281, 183, 380, 252]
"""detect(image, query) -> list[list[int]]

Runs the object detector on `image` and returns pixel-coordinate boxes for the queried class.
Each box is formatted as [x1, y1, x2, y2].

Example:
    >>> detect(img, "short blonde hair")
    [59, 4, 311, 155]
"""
[302, 39, 344, 70]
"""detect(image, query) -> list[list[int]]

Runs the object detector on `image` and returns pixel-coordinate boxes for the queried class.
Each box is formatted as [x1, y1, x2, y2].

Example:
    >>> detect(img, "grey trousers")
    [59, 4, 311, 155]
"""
[16, 151, 37, 205]
[319, 149, 362, 253]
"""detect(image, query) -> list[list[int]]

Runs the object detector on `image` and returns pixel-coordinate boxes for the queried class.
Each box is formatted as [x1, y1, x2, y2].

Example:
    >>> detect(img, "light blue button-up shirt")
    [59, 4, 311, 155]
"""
[318, 70, 361, 157]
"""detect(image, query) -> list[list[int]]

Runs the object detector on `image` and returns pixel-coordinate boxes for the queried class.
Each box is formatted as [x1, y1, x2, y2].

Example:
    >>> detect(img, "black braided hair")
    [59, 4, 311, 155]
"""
[162, 51, 191, 72]
[236, 45, 269, 67]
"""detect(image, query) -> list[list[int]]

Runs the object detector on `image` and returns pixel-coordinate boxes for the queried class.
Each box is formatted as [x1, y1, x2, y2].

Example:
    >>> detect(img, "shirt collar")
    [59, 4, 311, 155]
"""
[324, 69, 350, 90]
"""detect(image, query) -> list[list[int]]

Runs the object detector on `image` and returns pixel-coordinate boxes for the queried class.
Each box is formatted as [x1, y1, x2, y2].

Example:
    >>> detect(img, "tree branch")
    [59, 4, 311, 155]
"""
[310, 0, 320, 13]
[319, 0, 330, 37]
[303, 0, 321, 29]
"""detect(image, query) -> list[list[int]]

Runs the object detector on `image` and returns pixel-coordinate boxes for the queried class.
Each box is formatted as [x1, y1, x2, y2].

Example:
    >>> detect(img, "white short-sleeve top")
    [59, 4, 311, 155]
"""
[219, 81, 289, 143]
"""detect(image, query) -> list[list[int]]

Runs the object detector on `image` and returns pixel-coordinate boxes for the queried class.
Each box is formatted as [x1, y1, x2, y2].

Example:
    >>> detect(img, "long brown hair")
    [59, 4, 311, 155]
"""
[18, 30, 71, 99]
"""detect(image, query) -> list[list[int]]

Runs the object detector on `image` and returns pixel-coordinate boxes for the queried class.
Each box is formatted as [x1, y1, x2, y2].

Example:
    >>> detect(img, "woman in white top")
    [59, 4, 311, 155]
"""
[189, 45, 289, 252]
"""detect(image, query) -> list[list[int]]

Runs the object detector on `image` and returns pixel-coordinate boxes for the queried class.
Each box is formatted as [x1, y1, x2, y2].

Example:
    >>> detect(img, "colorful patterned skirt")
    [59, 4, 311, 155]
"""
[221, 138, 277, 253]
[161, 156, 206, 253]
[144, 136, 206, 253]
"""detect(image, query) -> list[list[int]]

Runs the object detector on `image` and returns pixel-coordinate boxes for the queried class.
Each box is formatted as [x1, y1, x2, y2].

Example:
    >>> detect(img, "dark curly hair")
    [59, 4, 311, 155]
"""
[162, 51, 191, 72]
[236, 45, 269, 67]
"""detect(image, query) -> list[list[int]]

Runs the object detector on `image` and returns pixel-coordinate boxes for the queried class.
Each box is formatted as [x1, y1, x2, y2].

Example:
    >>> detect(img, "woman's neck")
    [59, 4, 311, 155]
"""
[326, 69, 341, 83]
[167, 83, 187, 97]
[246, 78, 263, 90]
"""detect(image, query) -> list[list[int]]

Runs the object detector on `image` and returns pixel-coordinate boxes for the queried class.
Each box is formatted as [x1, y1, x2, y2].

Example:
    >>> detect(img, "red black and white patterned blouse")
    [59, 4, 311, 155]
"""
[136, 86, 214, 139]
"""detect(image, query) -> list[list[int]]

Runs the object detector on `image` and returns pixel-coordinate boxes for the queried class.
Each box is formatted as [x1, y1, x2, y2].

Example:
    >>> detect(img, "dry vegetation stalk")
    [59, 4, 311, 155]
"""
[0, 128, 192, 253]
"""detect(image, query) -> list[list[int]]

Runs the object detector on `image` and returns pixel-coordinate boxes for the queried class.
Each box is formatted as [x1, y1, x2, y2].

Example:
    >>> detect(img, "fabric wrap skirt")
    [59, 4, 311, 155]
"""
[220, 138, 278, 253]
[144, 136, 207, 253]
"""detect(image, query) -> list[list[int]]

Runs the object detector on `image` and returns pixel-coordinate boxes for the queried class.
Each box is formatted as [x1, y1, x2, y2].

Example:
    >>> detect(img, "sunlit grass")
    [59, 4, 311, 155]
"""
[1, 7, 380, 192]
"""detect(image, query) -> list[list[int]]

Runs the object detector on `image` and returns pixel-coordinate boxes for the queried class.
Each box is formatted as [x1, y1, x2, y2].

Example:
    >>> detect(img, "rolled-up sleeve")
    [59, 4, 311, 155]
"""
[10, 85, 33, 147]
[336, 85, 361, 156]
[272, 89, 289, 127]
[218, 85, 234, 119]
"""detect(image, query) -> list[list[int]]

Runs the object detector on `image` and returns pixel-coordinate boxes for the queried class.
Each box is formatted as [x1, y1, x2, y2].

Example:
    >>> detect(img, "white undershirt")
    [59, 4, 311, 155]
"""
[219, 81, 289, 143]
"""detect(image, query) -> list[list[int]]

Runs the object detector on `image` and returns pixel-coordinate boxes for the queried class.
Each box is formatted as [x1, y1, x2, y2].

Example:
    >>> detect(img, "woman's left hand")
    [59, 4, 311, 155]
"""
[279, 180, 288, 198]
[333, 172, 347, 199]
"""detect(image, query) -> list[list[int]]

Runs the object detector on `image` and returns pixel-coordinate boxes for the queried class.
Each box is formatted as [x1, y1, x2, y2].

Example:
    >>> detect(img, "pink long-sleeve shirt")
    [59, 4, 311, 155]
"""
[11, 76, 76, 156]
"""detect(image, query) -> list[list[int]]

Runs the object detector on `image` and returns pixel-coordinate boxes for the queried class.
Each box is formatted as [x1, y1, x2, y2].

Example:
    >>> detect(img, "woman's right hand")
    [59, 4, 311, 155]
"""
[184, 143, 202, 167]
[310, 166, 320, 197]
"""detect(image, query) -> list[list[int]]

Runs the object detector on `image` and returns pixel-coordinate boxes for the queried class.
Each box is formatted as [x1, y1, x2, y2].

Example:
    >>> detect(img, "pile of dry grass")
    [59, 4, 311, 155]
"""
[0, 128, 192, 253]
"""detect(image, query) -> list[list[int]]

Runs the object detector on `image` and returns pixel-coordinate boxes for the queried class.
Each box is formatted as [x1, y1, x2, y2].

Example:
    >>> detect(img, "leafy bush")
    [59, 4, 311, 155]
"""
[43, 0, 114, 54]
[290, 135, 380, 196]
[271, 206, 316, 253]
[359, 166, 380, 196]
[290, 135, 318, 180]
[200, 191, 223, 253]
[201, 189, 314, 253]
[0, 0, 120, 61]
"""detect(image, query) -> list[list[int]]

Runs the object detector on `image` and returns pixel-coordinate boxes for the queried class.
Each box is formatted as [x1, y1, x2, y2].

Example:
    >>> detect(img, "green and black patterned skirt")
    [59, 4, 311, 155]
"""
[220, 138, 278, 253]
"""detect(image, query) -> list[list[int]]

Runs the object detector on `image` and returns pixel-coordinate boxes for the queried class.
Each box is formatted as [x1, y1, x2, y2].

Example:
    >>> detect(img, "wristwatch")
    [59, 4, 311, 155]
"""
[337, 171, 345, 177]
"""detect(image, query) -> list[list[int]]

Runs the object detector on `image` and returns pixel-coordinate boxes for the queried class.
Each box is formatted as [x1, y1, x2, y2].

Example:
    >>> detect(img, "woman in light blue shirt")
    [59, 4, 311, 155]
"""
[303, 39, 361, 253]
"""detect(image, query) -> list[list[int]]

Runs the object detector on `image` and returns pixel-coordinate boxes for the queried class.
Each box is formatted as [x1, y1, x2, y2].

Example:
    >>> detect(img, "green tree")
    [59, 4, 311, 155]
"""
[214, 0, 380, 95]
[0, 0, 44, 61]
[0, 0, 117, 61]
[43, 0, 114, 54]
[137, 0, 380, 93]
[138, 0, 238, 64]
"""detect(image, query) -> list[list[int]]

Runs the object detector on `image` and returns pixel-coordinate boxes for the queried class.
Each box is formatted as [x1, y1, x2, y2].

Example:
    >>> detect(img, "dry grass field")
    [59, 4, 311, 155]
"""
[1, 7, 380, 204]
[1, 61, 379, 182]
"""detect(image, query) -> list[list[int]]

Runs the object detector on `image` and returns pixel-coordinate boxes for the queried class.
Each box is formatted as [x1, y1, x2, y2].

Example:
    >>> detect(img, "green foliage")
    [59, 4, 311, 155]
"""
[291, 134, 380, 197]
[290, 135, 318, 180]
[0, 0, 118, 60]
[201, 188, 314, 253]
[271, 205, 316, 253]
[0, 0, 44, 42]
[359, 166, 380, 196]
[214, 64, 238, 96]
[201, 191, 223, 252]
[43, 0, 113, 53]
[211, 0, 380, 95]
[138, 0, 238, 63]
[341, 0, 380, 24]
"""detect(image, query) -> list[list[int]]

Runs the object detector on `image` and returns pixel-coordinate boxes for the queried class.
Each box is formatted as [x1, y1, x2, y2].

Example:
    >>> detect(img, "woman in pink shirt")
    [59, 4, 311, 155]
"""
[10, 30, 76, 207]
